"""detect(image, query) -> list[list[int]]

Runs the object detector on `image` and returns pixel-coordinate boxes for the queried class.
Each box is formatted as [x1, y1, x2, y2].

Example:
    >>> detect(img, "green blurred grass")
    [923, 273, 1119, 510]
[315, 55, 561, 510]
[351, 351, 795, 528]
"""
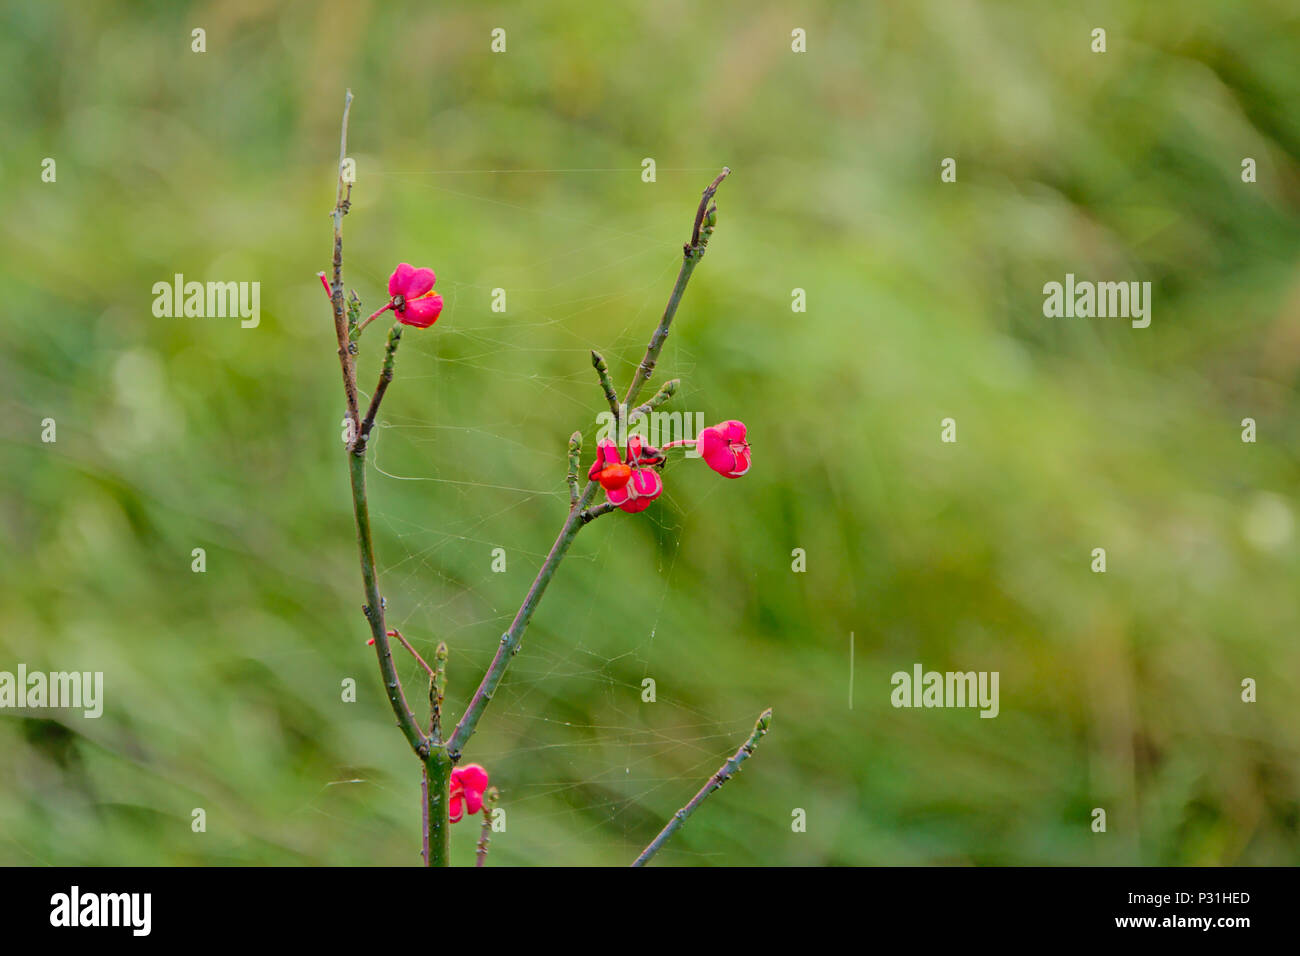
[1, 0, 1298, 865]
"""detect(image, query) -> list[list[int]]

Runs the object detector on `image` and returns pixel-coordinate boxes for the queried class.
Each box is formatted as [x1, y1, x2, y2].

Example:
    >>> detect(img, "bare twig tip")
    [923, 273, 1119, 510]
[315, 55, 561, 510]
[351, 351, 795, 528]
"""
[631, 703, 773, 866]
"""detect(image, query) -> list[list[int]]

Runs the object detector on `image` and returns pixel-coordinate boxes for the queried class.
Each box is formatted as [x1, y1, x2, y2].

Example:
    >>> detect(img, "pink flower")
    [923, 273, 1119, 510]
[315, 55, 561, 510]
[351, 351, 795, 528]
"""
[626, 435, 665, 468]
[387, 263, 444, 328]
[609, 466, 663, 513]
[449, 764, 490, 823]
[697, 420, 750, 478]
[589, 436, 665, 512]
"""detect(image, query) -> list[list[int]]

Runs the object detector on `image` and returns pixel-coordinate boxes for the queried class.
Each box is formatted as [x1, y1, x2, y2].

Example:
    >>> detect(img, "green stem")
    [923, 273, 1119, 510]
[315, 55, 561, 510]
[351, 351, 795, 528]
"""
[590, 350, 621, 420]
[475, 788, 500, 867]
[354, 323, 402, 455]
[346, 289, 362, 339]
[447, 480, 603, 757]
[327, 91, 435, 867]
[631, 708, 772, 867]
[566, 431, 583, 508]
[432, 642, 448, 740]
[623, 258, 697, 410]
[330, 89, 360, 437]
[353, 302, 393, 339]
[423, 748, 452, 867]
[623, 167, 729, 409]
[579, 501, 618, 522]
[348, 452, 428, 759]
[420, 766, 430, 865]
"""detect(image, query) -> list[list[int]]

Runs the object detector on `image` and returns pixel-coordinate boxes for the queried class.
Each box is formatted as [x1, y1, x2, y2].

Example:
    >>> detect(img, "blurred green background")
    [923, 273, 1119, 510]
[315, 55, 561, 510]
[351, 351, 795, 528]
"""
[2, 0, 1298, 866]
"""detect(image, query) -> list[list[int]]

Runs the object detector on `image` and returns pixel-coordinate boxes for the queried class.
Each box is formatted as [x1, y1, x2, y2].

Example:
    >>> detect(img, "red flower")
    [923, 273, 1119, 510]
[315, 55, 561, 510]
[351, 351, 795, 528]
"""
[387, 263, 444, 328]
[318, 264, 444, 333]
[591, 435, 665, 513]
[697, 420, 751, 478]
[449, 764, 490, 823]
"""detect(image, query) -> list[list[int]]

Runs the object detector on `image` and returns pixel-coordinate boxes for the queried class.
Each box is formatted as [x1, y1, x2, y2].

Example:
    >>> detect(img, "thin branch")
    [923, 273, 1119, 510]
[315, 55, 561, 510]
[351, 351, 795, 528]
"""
[354, 322, 402, 455]
[325, 92, 425, 761]
[353, 301, 393, 340]
[386, 627, 434, 681]
[432, 642, 448, 741]
[447, 480, 599, 758]
[580, 501, 618, 523]
[329, 90, 360, 439]
[317, 274, 362, 342]
[590, 350, 621, 419]
[475, 815, 491, 868]
[325, 90, 453, 867]
[566, 431, 583, 508]
[447, 478, 620, 759]
[475, 788, 500, 868]
[624, 167, 729, 409]
[631, 708, 772, 867]
[690, 167, 729, 249]
[351, 453, 428, 758]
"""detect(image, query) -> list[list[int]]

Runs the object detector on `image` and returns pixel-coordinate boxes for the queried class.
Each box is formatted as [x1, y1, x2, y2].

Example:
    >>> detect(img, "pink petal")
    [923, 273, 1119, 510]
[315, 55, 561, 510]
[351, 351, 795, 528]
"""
[618, 494, 655, 513]
[697, 427, 733, 475]
[448, 792, 464, 823]
[725, 446, 751, 477]
[719, 420, 747, 442]
[397, 294, 443, 328]
[387, 263, 437, 299]
[588, 439, 622, 479]
[629, 468, 662, 500]
[388, 263, 415, 298]
[617, 467, 662, 511]
[455, 764, 490, 793]
[403, 267, 437, 299]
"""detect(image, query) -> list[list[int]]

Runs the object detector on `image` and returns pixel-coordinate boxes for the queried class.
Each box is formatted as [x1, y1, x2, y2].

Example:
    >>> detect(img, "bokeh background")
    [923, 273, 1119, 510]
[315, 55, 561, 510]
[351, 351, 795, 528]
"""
[1, 0, 1298, 866]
